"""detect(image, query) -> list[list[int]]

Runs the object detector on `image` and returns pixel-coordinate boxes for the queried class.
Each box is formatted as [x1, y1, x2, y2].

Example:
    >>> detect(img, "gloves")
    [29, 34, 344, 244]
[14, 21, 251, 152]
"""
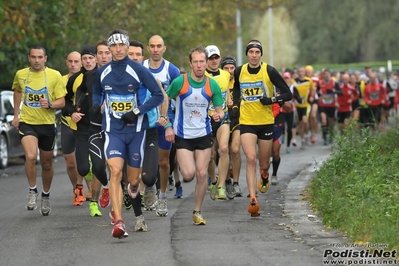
[229, 106, 239, 119]
[89, 104, 100, 115]
[89, 104, 102, 124]
[121, 111, 137, 124]
[259, 97, 273, 105]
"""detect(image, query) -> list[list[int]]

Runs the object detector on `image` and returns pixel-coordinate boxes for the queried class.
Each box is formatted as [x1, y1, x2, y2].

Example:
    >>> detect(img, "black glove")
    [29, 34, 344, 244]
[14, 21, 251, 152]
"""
[121, 111, 137, 124]
[89, 104, 102, 124]
[229, 106, 239, 119]
[259, 97, 273, 105]
[89, 104, 100, 115]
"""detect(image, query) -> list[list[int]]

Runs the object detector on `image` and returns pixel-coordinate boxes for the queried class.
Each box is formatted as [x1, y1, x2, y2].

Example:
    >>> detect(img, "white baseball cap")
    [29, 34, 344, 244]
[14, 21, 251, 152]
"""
[205, 45, 220, 58]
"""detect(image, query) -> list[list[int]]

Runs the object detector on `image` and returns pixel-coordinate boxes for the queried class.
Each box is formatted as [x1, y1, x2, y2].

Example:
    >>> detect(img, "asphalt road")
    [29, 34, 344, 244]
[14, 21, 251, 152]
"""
[0, 138, 344, 266]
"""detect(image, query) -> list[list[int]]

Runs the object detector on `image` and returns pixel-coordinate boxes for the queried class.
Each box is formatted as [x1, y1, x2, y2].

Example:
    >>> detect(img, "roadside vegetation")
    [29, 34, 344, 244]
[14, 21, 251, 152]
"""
[310, 122, 399, 250]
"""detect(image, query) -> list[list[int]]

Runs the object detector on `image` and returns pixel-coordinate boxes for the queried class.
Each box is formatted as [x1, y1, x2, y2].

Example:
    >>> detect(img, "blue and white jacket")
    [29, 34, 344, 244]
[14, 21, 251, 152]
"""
[92, 56, 164, 133]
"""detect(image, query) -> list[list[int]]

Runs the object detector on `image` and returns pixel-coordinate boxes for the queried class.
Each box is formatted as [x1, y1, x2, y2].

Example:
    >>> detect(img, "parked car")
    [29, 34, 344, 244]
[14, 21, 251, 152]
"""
[0, 89, 24, 169]
[0, 87, 62, 169]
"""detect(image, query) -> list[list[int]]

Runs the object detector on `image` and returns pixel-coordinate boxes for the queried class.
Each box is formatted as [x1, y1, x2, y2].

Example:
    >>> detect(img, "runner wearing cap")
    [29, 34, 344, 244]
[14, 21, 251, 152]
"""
[204, 45, 232, 200]
[222, 55, 242, 197]
[231, 40, 292, 217]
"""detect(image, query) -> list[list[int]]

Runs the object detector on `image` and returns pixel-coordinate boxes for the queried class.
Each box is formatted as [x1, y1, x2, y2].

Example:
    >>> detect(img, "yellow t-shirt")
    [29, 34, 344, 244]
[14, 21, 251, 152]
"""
[238, 62, 274, 125]
[292, 77, 314, 108]
[12, 67, 66, 125]
[205, 69, 230, 114]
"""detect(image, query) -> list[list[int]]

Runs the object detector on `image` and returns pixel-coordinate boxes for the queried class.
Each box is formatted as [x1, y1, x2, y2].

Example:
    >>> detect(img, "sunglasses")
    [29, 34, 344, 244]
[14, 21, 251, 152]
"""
[209, 55, 220, 60]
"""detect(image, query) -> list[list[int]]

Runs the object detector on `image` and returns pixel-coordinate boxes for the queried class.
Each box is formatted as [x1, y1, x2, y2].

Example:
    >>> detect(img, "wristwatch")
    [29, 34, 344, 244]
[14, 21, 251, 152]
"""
[47, 102, 52, 109]
[271, 97, 277, 103]
[133, 108, 140, 115]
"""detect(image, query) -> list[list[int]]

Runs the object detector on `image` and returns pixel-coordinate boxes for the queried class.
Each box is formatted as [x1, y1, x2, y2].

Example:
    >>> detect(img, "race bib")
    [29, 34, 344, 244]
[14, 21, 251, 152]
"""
[24, 87, 48, 108]
[321, 94, 333, 104]
[107, 94, 135, 118]
[369, 92, 380, 100]
[240, 81, 266, 102]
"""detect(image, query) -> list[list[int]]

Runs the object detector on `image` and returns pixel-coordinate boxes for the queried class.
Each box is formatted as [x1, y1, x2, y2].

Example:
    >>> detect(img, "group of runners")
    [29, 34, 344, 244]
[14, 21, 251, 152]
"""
[281, 65, 396, 153]
[12, 28, 390, 239]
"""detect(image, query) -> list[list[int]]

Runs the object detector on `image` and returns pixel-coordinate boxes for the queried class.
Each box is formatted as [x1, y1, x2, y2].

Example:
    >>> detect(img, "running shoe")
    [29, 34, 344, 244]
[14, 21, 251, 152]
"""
[286, 148, 291, 154]
[86, 189, 92, 201]
[134, 215, 148, 232]
[310, 134, 317, 144]
[323, 138, 328, 146]
[89, 202, 102, 217]
[233, 184, 243, 197]
[292, 139, 297, 147]
[248, 197, 260, 217]
[215, 187, 227, 200]
[26, 191, 38, 210]
[123, 189, 132, 210]
[155, 198, 168, 217]
[271, 175, 278, 185]
[168, 174, 174, 191]
[73, 190, 82, 206]
[304, 135, 310, 145]
[75, 185, 86, 202]
[192, 211, 206, 225]
[99, 187, 110, 208]
[127, 183, 140, 199]
[112, 220, 128, 239]
[174, 186, 183, 199]
[209, 175, 219, 200]
[143, 186, 157, 211]
[226, 182, 235, 199]
[300, 140, 306, 150]
[109, 210, 117, 225]
[40, 196, 51, 216]
[258, 169, 270, 193]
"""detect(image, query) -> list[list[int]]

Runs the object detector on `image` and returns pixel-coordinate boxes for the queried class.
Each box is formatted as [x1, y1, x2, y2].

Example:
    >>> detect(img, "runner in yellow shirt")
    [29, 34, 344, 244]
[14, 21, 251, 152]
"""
[12, 45, 66, 216]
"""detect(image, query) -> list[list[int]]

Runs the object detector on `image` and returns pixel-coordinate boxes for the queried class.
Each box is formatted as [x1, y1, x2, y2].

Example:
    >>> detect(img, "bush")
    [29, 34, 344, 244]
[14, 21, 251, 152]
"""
[310, 122, 399, 249]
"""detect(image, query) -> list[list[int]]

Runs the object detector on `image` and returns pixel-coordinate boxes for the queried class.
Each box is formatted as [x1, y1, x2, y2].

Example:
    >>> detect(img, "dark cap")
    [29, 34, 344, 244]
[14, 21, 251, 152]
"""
[221, 56, 237, 68]
[81, 45, 96, 57]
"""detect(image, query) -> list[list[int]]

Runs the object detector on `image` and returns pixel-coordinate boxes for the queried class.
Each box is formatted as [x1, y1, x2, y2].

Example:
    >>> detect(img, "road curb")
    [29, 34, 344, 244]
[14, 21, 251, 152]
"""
[283, 155, 348, 254]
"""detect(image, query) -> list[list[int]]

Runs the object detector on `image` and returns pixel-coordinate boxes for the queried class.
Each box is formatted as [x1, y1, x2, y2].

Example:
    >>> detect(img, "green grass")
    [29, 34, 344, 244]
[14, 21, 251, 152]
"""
[309, 122, 399, 249]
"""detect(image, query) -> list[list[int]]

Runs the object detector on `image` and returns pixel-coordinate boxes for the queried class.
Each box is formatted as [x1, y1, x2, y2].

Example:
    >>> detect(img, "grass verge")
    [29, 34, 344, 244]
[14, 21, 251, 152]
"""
[309, 123, 399, 250]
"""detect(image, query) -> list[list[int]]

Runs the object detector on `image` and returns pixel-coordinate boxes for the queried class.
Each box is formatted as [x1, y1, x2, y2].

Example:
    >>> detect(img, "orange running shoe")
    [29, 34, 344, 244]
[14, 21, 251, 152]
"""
[73, 190, 83, 206]
[248, 196, 260, 217]
[75, 185, 86, 203]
